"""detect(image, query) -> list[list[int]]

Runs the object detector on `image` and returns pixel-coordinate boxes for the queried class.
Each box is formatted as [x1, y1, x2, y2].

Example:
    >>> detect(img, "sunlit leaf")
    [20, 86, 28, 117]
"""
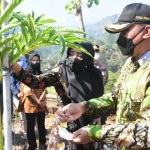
[94, 0, 99, 5]
[0, 0, 24, 26]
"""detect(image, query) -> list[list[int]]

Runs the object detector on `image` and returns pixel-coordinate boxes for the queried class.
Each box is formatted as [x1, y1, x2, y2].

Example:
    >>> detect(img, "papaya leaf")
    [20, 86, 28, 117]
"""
[66, 42, 93, 57]
[21, 25, 29, 46]
[34, 14, 45, 23]
[38, 19, 56, 25]
[58, 33, 66, 56]
[28, 14, 36, 42]
[0, 0, 24, 26]
[0, 37, 13, 47]
[12, 12, 28, 26]
[0, 24, 20, 34]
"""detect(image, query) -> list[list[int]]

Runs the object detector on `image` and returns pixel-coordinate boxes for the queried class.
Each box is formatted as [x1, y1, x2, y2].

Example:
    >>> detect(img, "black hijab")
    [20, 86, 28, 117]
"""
[60, 42, 104, 103]
[26, 53, 42, 75]
[59, 42, 104, 127]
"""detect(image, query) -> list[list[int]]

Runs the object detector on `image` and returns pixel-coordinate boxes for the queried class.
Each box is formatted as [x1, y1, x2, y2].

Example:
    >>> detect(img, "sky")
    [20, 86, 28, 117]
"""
[7, 0, 150, 27]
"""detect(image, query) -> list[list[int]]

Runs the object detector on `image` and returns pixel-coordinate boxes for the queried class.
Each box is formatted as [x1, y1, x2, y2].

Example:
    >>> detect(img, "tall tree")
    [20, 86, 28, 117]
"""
[65, 0, 99, 38]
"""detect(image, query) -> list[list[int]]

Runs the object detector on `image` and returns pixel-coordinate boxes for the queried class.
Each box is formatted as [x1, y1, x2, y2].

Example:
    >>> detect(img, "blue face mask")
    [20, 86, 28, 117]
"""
[116, 27, 145, 56]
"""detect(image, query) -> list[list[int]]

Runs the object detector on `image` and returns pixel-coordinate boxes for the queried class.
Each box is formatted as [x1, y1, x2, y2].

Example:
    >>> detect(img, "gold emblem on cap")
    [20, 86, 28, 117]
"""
[135, 16, 150, 20]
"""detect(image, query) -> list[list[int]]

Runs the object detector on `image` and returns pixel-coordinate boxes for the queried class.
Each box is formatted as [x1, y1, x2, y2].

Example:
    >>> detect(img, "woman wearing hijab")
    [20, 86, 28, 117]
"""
[49, 42, 104, 150]
[12, 42, 104, 150]
[19, 53, 47, 150]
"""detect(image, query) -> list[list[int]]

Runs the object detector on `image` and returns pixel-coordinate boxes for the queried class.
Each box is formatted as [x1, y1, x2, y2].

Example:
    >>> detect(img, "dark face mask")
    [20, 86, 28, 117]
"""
[66, 57, 86, 73]
[116, 27, 145, 56]
[31, 62, 40, 68]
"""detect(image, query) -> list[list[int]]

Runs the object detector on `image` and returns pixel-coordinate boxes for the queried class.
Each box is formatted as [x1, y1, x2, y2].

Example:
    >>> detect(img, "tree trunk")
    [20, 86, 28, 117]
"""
[76, 2, 86, 38]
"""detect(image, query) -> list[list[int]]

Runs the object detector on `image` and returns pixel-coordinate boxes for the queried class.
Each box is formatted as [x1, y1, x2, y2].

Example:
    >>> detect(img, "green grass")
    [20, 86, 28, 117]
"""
[46, 86, 57, 95]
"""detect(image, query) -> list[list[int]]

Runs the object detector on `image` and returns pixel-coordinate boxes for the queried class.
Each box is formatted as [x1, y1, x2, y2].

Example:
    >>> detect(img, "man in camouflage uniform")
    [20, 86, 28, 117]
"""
[59, 3, 150, 150]
[93, 44, 108, 86]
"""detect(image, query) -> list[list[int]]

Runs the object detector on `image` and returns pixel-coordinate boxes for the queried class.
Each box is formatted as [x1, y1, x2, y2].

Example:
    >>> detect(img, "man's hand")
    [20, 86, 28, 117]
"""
[59, 103, 86, 122]
[71, 126, 91, 144]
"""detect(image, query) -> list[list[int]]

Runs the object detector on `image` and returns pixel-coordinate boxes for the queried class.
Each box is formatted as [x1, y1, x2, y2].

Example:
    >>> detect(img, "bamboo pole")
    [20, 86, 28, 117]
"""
[2, 0, 12, 149]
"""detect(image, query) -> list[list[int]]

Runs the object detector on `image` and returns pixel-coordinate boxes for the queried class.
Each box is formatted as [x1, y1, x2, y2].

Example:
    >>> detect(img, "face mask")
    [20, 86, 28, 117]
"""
[116, 27, 145, 56]
[17, 61, 23, 67]
[94, 53, 100, 60]
[31, 62, 40, 68]
[66, 57, 86, 73]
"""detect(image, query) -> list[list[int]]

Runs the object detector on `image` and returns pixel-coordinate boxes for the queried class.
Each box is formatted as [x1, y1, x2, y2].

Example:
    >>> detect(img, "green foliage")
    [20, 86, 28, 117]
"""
[104, 70, 120, 93]
[0, 0, 24, 26]
[0, 10, 91, 80]
[0, 1, 25, 148]
[99, 48, 127, 73]
[65, 0, 99, 14]
[87, 0, 99, 8]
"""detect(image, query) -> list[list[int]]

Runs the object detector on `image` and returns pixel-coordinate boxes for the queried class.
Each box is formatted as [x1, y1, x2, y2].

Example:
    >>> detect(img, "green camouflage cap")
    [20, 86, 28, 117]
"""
[105, 3, 150, 33]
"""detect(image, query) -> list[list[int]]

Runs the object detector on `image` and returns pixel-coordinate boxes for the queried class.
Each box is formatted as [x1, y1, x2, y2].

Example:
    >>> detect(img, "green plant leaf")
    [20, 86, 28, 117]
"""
[0, 23, 20, 34]
[66, 42, 93, 57]
[28, 14, 36, 42]
[58, 33, 65, 55]
[0, 37, 13, 47]
[34, 14, 45, 23]
[21, 25, 29, 46]
[38, 18, 56, 25]
[0, 0, 24, 26]
[56, 27, 86, 35]
[32, 10, 35, 20]
[94, 0, 99, 5]
[13, 38, 21, 52]
[12, 12, 28, 26]
[0, 47, 11, 58]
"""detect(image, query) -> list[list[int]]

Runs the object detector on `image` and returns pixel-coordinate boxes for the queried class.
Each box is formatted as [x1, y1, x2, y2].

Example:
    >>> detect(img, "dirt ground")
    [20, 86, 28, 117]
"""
[2, 94, 116, 150]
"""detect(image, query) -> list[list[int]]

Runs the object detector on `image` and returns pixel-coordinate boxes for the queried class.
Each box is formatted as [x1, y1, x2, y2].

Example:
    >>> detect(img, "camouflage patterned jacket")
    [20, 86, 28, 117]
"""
[83, 53, 150, 150]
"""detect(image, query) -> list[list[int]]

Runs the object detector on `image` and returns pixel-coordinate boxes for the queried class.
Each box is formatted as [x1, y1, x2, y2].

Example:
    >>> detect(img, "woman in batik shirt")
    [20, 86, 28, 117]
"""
[12, 42, 104, 150]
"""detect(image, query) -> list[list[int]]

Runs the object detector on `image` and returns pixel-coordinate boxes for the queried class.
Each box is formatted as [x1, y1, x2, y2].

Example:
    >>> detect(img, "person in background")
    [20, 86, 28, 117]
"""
[11, 42, 104, 150]
[93, 44, 108, 86]
[58, 3, 150, 150]
[19, 53, 47, 150]
[10, 56, 27, 138]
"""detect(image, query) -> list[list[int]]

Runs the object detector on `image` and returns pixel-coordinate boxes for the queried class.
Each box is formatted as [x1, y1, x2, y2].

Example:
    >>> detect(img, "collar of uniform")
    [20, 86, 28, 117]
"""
[138, 51, 150, 66]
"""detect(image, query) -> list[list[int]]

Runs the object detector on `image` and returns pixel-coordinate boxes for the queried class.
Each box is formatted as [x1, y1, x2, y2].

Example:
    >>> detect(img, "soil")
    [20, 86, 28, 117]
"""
[2, 94, 116, 150]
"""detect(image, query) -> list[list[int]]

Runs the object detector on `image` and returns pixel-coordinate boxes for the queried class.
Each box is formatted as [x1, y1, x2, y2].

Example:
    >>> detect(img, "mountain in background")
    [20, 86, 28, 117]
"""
[60, 14, 119, 40]
[85, 14, 119, 39]
[36, 13, 122, 71]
